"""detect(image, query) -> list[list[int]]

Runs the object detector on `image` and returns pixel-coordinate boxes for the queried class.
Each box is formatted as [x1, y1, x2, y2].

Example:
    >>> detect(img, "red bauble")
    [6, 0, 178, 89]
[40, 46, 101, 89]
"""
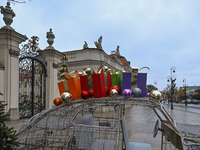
[110, 85, 121, 94]
[81, 91, 89, 99]
[88, 90, 94, 98]
[53, 97, 63, 106]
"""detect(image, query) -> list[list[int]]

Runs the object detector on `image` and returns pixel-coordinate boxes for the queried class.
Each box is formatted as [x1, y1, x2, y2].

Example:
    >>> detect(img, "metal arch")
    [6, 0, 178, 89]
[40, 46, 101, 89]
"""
[19, 56, 47, 77]
[139, 66, 150, 73]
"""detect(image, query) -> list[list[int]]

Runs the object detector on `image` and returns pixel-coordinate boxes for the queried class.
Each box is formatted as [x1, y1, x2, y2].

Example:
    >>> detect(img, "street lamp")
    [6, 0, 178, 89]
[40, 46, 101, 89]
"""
[167, 66, 176, 109]
[59, 54, 69, 73]
[183, 78, 187, 106]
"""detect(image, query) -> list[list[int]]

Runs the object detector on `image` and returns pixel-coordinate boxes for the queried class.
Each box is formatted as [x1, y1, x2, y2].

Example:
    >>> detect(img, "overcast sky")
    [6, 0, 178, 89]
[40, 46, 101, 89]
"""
[1, 0, 200, 91]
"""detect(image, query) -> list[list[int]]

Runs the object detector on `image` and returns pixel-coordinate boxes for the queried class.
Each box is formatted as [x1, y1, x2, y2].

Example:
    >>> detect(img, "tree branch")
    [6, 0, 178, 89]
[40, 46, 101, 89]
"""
[8, 0, 26, 3]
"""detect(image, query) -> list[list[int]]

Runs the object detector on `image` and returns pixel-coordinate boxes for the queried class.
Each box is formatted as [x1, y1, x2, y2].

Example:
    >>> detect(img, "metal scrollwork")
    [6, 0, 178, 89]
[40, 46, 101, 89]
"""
[19, 36, 47, 118]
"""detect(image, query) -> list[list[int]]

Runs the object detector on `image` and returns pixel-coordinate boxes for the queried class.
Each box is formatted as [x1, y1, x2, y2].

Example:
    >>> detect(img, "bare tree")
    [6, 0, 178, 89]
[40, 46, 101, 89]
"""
[146, 84, 157, 94]
[162, 84, 171, 100]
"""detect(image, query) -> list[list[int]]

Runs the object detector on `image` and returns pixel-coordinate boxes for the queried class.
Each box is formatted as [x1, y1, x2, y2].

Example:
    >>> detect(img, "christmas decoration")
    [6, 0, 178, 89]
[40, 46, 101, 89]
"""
[146, 93, 150, 97]
[53, 98, 63, 106]
[61, 92, 72, 103]
[81, 91, 89, 99]
[88, 90, 94, 98]
[132, 87, 142, 97]
[110, 85, 121, 94]
[149, 90, 162, 102]
[122, 89, 132, 98]
[110, 89, 118, 97]
[105, 87, 109, 95]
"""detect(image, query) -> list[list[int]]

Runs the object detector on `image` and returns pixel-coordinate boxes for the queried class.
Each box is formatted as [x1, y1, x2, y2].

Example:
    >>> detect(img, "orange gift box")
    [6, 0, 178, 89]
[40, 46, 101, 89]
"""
[57, 71, 82, 101]
[57, 80, 69, 95]
[67, 77, 82, 101]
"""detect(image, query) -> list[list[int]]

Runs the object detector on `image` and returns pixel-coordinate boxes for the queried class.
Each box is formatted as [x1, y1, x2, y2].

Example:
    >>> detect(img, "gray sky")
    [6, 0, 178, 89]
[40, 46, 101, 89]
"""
[1, 0, 200, 91]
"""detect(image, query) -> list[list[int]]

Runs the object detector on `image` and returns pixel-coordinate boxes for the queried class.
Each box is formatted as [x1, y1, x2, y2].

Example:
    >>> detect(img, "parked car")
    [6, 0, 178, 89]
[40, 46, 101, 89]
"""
[193, 100, 200, 104]
[186, 99, 192, 103]
[181, 100, 186, 103]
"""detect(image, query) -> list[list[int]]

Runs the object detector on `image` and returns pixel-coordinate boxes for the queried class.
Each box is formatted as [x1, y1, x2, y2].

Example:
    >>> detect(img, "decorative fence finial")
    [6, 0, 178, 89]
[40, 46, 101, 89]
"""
[0, 2, 16, 29]
[46, 28, 55, 49]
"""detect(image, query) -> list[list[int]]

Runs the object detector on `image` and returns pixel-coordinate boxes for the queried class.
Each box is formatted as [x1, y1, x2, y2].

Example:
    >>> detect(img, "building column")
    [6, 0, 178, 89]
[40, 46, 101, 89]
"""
[41, 29, 63, 108]
[0, 2, 27, 120]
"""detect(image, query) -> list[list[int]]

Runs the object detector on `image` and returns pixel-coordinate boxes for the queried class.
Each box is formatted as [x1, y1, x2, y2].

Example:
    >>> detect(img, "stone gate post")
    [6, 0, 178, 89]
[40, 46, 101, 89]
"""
[0, 2, 27, 120]
[41, 28, 63, 108]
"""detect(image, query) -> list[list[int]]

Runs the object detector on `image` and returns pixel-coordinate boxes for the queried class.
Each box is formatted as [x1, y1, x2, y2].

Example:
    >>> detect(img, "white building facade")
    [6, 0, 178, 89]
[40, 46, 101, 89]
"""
[64, 48, 132, 73]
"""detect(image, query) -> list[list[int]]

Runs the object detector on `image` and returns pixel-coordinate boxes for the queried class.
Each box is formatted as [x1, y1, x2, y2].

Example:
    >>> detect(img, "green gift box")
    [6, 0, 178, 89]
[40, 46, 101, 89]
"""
[110, 70, 123, 94]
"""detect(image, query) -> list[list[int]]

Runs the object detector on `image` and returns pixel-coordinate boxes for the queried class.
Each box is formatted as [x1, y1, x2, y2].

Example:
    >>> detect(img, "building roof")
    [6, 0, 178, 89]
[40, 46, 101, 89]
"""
[109, 54, 129, 66]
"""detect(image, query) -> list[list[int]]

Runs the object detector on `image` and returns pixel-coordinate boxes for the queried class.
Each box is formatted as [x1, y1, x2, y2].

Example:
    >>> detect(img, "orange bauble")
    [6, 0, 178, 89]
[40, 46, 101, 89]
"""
[53, 97, 63, 106]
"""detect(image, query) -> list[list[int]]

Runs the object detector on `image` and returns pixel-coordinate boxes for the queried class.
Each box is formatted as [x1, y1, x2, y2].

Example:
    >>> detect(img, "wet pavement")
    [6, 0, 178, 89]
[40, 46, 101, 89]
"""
[5, 104, 200, 150]
[164, 103, 200, 114]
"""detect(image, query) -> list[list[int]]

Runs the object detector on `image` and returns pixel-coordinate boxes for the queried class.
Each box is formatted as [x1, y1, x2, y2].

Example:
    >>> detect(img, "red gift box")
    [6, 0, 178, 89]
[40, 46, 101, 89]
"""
[92, 74, 106, 98]
[104, 72, 112, 95]
[80, 75, 89, 92]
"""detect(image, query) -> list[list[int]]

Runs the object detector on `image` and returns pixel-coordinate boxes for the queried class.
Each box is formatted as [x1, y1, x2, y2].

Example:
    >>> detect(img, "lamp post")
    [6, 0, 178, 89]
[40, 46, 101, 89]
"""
[59, 54, 69, 74]
[167, 66, 176, 109]
[183, 78, 187, 106]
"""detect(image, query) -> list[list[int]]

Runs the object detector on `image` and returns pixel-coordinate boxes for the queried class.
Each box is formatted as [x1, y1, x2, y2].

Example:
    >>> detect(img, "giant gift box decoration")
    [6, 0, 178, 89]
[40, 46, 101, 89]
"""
[80, 67, 110, 98]
[92, 74, 106, 98]
[131, 67, 138, 91]
[57, 66, 147, 101]
[57, 70, 82, 101]
[137, 73, 147, 97]
[80, 68, 94, 92]
[104, 72, 112, 95]
[122, 72, 132, 93]
[110, 70, 123, 94]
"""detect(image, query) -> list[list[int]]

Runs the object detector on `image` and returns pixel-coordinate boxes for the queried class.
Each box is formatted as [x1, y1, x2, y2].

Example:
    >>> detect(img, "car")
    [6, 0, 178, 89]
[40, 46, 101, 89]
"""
[186, 99, 192, 103]
[193, 100, 200, 104]
[181, 100, 186, 103]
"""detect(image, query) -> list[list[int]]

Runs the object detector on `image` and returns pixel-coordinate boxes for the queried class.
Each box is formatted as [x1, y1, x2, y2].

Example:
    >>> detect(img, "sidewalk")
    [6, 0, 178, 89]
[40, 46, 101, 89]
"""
[163, 102, 200, 108]
[5, 105, 200, 150]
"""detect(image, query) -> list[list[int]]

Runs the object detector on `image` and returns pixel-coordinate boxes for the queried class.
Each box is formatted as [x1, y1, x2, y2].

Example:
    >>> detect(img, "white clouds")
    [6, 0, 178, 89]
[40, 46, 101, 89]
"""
[1, 0, 200, 90]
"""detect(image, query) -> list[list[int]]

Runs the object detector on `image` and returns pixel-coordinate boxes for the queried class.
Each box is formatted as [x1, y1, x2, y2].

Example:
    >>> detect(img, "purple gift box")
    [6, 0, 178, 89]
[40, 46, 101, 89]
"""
[122, 72, 131, 94]
[137, 73, 147, 97]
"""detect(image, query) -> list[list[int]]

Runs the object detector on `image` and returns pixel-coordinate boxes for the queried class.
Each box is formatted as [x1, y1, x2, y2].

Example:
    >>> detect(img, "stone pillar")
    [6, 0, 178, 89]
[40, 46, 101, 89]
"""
[40, 29, 63, 108]
[0, 2, 27, 120]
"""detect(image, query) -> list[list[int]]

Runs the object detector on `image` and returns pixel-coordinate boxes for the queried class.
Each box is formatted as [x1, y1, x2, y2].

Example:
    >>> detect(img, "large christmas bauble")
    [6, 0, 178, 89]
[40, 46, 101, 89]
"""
[146, 93, 150, 97]
[110, 89, 118, 97]
[61, 92, 72, 103]
[110, 85, 121, 94]
[53, 97, 63, 106]
[81, 91, 89, 99]
[88, 90, 94, 98]
[132, 88, 142, 97]
[149, 90, 162, 102]
[122, 89, 132, 98]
